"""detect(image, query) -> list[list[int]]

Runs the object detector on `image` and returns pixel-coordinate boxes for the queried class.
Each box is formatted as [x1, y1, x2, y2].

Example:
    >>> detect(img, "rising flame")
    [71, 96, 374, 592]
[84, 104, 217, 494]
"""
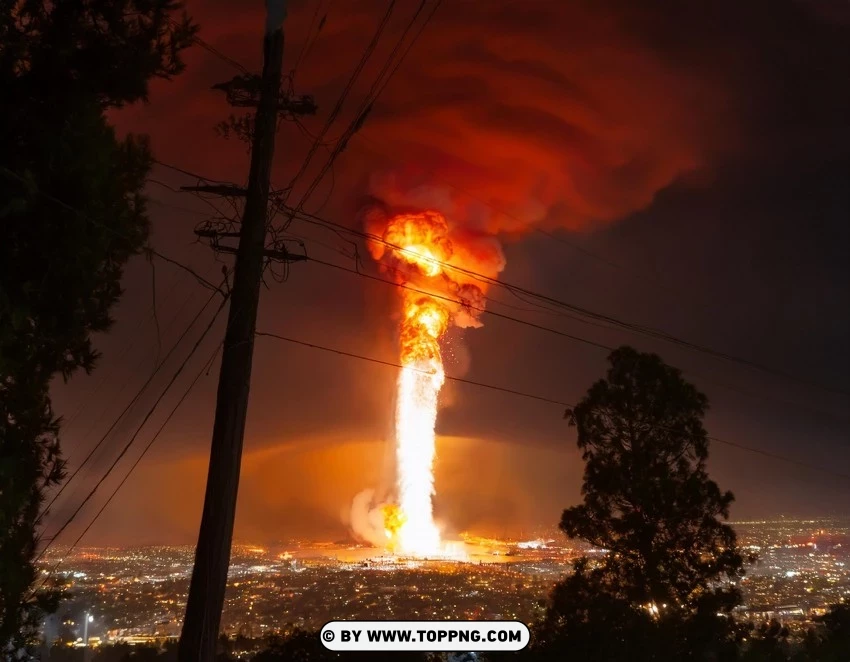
[364, 206, 499, 558]
[395, 293, 449, 555]
[374, 212, 454, 556]
[382, 211, 453, 278]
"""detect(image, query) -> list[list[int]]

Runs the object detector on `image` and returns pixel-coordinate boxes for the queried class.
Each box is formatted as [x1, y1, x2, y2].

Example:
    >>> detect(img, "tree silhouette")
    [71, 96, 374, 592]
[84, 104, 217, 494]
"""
[803, 603, 850, 661]
[740, 620, 793, 662]
[534, 346, 746, 660]
[0, 0, 196, 651]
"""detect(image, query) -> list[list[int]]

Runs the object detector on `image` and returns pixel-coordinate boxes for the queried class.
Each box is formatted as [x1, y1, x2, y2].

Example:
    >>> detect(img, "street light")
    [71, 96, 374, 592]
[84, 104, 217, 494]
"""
[82, 612, 93, 662]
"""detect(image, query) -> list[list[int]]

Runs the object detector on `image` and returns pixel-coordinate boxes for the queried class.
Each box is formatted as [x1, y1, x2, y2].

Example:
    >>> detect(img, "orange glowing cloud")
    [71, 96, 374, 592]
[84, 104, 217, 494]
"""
[349, 1, 726, 237]
[119, 0, 730, 240]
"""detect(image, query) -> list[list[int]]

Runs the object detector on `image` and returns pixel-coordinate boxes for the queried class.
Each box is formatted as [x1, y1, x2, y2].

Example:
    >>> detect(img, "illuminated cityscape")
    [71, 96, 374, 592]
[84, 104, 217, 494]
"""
[42, 519, 850, 652]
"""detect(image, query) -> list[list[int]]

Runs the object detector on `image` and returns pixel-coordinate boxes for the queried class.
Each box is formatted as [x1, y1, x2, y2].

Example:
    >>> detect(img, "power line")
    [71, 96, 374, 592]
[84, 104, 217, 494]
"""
[62, 279, 200, 473]
[256, 331, 567, 407]
[148, 254, 162, 364]
[300, 253, 850, 425]
[0, 165, 224, 297]
[284, 210, 656, 343]
[62, 267, 188, 433]
[291, 0, 331, 80]
[152, 158, 237, 187]
[360, 0, 442, 113]
[285, 206, 849, 398]
[282, 0, 398, 205]
[148, 175, 241, 224]
[309, 253, 612, 351]
[167, 16, 251, 75]
[289, 0, 441, 214]
[254, 331, 850, 485]
[280, 0, 438, 219]
[148, 195, 220, 218]
[35, 293, 230, 564]
[38, 282, 225, 525]
[33, 342, 223, 593]
[292, 0, 323, 75]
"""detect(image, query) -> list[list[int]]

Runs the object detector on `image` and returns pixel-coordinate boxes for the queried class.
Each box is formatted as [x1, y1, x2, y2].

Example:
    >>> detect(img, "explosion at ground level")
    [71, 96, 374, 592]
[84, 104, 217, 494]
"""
[363, 207, 502, 559]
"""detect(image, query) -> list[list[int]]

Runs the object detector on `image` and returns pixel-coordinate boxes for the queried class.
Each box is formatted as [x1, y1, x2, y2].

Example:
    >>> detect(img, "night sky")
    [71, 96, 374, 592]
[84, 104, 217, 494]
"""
[47, 0, 850, 546]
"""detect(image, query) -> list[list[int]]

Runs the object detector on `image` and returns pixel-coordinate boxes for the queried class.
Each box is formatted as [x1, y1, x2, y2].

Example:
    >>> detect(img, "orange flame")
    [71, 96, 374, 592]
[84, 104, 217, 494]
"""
[364, 207, 491, 558]
[380, 211, 453, 278]
[400, 296, 450, 366]
[381, 503, 407, 551]
[367, 210, 464, 556]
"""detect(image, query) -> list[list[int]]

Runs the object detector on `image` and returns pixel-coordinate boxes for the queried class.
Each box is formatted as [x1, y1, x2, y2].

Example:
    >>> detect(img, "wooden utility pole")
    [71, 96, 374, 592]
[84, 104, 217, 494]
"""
[178, 3, 288, 660]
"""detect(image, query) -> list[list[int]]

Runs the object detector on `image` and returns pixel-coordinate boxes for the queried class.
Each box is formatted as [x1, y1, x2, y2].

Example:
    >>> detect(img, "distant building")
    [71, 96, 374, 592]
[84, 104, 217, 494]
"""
[788, 533, 850, 550]
[740, 605, 805, 622]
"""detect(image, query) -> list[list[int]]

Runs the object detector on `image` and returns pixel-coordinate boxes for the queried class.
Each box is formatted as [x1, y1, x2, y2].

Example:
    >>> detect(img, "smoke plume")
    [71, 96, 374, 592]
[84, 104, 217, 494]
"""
[349, 488, 392, 548]
[352, 0, 727, 239]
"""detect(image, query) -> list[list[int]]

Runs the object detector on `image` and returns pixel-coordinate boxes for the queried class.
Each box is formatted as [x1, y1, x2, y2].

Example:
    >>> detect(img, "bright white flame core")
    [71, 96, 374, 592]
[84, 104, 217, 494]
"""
[395, 358, 445, 556]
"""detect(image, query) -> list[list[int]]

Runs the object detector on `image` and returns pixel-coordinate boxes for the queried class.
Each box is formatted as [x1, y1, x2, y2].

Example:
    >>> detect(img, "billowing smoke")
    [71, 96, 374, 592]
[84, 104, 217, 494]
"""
[348, 488, 392, 548]
[351, 0, 725, 239]
[360, 194, 506, 331]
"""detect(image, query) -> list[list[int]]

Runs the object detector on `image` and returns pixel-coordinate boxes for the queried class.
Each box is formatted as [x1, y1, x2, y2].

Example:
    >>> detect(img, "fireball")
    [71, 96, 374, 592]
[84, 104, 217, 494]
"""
[364, 206, 498, 558]
[370, 211, 455, 556]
